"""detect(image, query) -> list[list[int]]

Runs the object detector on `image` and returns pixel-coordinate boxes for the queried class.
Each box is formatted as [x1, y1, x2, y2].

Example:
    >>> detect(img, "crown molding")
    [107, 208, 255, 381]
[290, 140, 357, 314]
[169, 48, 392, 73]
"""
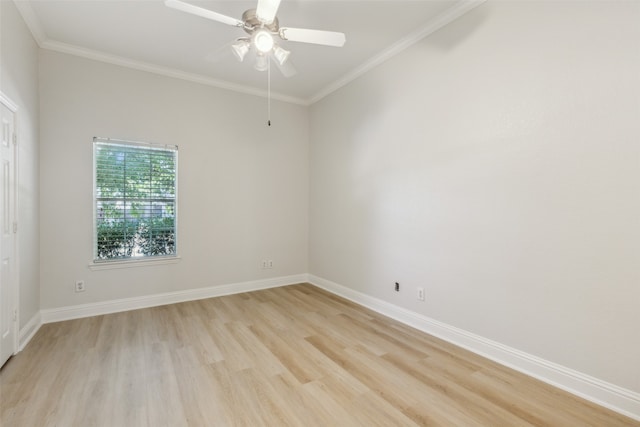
[13, 0, 484, 107]
[12, 0, 306, 105]
[12, 0, 47, 46]
[307, 0, 486, 105]
[41, 40, 308, 106]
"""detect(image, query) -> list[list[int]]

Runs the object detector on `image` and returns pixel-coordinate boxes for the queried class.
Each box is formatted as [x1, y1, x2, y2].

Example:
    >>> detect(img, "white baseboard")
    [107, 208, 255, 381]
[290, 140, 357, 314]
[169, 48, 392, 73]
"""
[308, 274, 640, 422]
[25, 273, 640, 421]
[40, 274, 309, 324]
[18, 311, 42, 352]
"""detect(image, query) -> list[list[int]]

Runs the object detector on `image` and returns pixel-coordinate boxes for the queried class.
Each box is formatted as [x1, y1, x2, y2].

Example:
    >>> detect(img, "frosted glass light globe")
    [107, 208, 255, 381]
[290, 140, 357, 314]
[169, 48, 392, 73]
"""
[253, 30, 274, 53]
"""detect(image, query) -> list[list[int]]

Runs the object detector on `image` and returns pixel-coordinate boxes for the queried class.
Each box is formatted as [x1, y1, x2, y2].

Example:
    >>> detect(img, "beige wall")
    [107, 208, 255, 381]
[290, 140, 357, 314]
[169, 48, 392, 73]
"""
[309, 1, 640, 393]
[39, 50, 309, 309]
[7, 0, 640, 408]
[0, 0, 41, 332]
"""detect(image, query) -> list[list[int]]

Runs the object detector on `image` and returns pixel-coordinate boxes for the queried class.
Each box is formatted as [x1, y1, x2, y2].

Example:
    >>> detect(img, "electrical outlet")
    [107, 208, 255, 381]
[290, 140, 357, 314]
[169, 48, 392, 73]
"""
[261, 260, 274, 269]
[395, 282, 400, 292]
[75, 280, 86, 293]
[417, 287, 425, 301]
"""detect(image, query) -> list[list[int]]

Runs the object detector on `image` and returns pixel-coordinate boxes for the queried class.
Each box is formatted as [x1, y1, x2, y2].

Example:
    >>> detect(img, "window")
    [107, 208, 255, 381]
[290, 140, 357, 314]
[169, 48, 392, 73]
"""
[93, 137, 177, 262]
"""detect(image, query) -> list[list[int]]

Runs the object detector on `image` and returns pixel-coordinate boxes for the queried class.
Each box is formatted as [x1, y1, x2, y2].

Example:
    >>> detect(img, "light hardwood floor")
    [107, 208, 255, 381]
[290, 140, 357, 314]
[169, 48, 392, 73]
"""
[1, 284, 637, 426]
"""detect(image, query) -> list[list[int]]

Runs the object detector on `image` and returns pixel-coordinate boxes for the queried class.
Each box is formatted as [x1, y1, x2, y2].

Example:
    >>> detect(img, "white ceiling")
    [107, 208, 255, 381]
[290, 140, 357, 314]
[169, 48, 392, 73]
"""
[16, 0, 482, 104]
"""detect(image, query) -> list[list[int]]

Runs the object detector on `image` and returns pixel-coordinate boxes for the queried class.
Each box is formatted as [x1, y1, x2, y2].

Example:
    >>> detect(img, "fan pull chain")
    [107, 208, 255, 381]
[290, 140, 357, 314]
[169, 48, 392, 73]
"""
[267, 54, 271, 127]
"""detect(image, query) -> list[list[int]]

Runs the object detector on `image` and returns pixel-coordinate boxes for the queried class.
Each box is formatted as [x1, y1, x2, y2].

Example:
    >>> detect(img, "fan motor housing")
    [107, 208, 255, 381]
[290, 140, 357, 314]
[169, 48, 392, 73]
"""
[242, 9, 279, 33]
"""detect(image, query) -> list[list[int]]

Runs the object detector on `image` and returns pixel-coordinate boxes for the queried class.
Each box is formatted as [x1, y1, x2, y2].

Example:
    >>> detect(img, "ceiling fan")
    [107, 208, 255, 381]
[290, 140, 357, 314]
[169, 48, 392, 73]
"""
[165, 0, 346, 76]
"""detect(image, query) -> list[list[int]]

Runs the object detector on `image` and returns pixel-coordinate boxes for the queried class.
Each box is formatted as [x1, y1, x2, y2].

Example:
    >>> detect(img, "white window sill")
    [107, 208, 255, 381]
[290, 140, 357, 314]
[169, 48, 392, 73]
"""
[88, 256, 182, 271]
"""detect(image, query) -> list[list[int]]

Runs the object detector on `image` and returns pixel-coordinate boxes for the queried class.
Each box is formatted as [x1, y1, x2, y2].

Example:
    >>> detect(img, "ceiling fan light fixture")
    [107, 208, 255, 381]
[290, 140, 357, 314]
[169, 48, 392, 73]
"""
[165, 0, 346, 81]
[253, 30, 274, 54]
[254, 53, 268, 71]
[231, 40, 250, 62]
[272, 45, 290, 66]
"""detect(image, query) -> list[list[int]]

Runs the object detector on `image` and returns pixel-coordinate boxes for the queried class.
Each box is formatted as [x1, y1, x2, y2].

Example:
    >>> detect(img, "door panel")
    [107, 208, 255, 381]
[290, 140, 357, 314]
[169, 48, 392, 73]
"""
[0, 101, 16, 368]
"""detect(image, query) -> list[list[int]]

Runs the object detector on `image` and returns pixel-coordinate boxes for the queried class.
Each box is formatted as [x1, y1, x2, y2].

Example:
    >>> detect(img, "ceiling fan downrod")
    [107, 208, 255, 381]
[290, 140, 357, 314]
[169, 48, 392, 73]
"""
[267, 54, 271, 127]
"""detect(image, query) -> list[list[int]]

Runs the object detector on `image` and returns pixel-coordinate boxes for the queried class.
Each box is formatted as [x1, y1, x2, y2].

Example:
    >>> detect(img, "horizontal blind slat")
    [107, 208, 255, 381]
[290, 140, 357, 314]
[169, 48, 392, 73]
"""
[94, 140, 177, 261]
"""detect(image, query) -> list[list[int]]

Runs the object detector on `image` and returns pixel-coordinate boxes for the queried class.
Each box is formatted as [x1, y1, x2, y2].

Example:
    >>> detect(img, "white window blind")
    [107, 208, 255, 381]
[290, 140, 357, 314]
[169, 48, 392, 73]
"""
[93, 137, 178, 261]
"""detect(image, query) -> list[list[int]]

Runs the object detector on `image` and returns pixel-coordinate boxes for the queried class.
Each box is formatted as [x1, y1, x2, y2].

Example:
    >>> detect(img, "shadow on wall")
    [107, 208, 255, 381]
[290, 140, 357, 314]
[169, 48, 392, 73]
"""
[425, 1, 490, 52]
[310, 2, 494, 297]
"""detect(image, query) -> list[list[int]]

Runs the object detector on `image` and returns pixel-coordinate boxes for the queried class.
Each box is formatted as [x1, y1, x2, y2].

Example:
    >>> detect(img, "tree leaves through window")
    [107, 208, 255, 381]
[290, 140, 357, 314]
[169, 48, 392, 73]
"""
[94, 139, 177, 261]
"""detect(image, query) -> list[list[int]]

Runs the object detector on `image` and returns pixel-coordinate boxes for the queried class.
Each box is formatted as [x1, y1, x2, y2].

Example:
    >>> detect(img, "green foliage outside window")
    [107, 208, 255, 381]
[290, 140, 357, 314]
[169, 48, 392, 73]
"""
[94, 140, 177, 261]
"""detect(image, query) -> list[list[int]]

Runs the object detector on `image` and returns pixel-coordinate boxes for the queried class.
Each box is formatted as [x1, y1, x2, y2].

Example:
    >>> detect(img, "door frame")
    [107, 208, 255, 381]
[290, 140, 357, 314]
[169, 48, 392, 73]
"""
[0, 91, 20, 361]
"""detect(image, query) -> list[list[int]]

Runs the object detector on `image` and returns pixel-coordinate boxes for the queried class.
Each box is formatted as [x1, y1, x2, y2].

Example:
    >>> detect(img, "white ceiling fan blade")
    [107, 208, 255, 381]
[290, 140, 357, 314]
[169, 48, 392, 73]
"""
[165, 0, 243, 27]
[271, 54, 297, 78]
[279, 28, 346, 47]
[256, 0, 282, 25]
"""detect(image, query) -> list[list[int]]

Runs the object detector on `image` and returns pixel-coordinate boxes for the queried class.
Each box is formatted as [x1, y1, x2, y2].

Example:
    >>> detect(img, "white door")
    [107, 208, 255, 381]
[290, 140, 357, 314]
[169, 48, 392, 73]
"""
[0, 100, 17, 368]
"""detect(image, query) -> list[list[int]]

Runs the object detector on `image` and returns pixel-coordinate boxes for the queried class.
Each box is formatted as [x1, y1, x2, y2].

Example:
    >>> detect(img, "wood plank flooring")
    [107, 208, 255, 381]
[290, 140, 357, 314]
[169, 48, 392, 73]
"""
[1, 284, 637, 426]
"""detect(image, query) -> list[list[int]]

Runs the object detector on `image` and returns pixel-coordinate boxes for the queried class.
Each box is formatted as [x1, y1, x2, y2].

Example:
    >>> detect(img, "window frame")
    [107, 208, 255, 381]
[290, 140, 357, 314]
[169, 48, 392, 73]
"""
[92, 137, 179, 266]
